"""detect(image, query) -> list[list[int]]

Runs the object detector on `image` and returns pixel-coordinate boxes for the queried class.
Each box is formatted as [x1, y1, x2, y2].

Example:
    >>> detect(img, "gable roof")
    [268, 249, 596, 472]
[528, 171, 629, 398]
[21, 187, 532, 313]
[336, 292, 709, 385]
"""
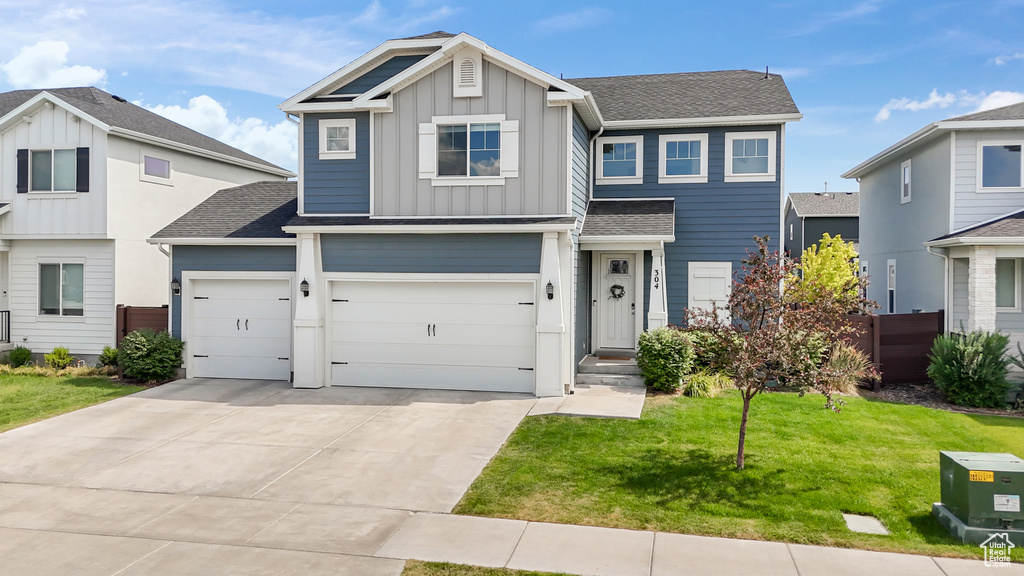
[946, 101, 1024, 122]
[926, 208, 1024, 245]
[580, 199, 675, 240]
[150, 181, 297, 242]
[396, 31, 456, 40]
[566, 70, 800, 126]
[0, 87, 292, 176]
[787, 192, 859, 217]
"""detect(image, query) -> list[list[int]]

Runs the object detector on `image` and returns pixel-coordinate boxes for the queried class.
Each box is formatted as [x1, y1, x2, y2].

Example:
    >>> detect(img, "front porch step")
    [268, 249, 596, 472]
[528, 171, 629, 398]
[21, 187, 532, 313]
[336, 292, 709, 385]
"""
[578, 355, 641, 375]
[575, 373, 645, 387]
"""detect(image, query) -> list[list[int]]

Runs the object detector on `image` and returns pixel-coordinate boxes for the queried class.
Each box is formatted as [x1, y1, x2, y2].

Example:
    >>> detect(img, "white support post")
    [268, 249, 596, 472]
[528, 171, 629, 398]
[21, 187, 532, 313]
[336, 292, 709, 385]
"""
[967, 245, 997, 332]
[293, 233, 324, 388]
[648, 247, 668, 329]
[536, 231, 565, 397]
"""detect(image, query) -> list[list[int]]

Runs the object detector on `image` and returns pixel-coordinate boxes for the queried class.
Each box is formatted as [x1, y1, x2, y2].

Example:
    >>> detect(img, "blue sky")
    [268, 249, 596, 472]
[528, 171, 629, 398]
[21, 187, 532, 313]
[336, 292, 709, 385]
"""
[1, 0, 1023, 192]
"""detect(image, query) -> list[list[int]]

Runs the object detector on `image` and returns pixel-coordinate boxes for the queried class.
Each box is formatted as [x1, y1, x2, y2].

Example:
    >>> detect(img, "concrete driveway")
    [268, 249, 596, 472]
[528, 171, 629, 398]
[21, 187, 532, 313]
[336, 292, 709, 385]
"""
[0, 379, 536, 576]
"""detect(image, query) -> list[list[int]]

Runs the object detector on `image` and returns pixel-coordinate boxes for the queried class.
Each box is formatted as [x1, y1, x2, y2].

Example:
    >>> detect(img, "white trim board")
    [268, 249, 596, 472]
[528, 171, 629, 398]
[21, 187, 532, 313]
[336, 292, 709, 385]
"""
[282, 223, 576, 234]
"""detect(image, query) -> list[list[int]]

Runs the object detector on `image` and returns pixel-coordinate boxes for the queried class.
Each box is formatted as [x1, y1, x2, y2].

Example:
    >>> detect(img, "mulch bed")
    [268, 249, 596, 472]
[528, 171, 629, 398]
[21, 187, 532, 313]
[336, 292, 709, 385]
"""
[858, 382, 1024, 418]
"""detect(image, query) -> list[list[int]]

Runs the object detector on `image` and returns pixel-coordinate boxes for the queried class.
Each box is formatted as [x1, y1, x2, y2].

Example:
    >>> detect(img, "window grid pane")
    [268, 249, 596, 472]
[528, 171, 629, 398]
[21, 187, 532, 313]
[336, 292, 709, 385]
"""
[732, 138, 770, 175]
[665, 139, 701, 176]
[53, 150, 76, 191]
[326, 126, 350, 152]
[468, 123, 500, 176]
[996, 259, 1016, 308]
[31, 150, 52, 191]
[603, 142, 637, 177]
[39, 264, 60, 315]
[982, 145, 1022, 188]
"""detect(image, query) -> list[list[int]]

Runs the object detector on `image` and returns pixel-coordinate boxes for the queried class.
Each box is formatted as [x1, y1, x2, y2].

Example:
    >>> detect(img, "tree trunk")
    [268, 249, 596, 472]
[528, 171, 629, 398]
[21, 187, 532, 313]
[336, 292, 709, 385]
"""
[736, 393, 752, 470]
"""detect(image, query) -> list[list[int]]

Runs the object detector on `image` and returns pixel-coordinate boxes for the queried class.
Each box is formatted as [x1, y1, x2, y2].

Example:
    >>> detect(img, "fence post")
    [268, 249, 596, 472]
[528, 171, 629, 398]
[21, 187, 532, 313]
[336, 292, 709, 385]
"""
[872, 315, 881, 391]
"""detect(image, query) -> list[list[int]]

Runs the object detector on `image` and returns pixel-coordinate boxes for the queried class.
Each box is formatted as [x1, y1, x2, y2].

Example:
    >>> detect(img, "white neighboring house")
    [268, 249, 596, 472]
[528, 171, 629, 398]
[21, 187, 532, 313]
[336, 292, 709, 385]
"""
[0, 87, 293, 361]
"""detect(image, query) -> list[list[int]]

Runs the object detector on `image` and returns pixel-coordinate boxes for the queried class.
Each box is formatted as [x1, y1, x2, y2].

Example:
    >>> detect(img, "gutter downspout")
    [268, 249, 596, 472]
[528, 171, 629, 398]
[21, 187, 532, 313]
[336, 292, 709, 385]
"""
[587, 126, 604, 203]
[156, 243, 169, 257]
[285, 113, 299, 126]
[926, 245, 950, 332]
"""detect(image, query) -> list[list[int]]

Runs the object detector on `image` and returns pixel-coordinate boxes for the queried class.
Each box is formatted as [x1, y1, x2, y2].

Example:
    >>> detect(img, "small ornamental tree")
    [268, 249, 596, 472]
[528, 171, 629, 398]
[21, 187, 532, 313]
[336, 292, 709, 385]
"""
[687, 236, 876, 470]
[791, 233, 860, 304]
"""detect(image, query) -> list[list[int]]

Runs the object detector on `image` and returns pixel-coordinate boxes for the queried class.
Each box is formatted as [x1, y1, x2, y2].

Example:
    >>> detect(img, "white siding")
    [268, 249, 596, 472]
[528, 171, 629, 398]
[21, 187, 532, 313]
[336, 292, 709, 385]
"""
[0, 105, 108, 236]
[953, 128, 1024, 230]
[9, 239, 115, 355]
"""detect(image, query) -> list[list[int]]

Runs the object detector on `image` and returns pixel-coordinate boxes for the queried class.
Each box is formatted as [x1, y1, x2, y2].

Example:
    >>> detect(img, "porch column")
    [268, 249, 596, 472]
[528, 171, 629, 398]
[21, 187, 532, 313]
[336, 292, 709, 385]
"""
[536, 231, 565, 397]
[648, 247, 668, 329]
[293, 233, 324, 388]
[967, 245, 997, 332]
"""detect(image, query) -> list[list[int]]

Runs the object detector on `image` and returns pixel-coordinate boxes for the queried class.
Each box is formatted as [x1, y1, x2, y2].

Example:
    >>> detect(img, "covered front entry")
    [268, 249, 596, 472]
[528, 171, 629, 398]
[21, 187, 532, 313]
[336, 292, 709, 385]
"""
[328, 279, 537, 392]
[592, 252, 640, 350]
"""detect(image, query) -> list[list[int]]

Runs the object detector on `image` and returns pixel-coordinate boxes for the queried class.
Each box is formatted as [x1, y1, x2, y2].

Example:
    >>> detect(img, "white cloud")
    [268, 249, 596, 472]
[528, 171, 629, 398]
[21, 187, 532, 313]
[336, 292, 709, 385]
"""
[141, 95, 297, 171]
[782, 0, 882, 37]
[875, 88, 1024, 122]
[993, 53, 1024, 65]
[532, 8, 609, 34]
[974, 91, 1024, 112]
[874, 89, 959, 122]
[0, 40, 106, 89]
[45, 4, 87, 20]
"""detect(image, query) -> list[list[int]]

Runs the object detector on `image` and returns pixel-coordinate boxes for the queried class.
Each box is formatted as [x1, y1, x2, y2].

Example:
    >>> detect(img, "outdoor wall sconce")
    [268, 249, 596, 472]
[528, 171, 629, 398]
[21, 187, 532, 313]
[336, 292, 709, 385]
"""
[300, 279, 310, 297]
[546, 281, 554, 300]
[170, 278, 181, 296]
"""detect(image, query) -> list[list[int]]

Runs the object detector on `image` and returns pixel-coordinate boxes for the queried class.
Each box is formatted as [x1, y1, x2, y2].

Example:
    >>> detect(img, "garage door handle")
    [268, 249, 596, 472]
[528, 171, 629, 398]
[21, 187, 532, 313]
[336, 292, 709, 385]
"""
[427, 324, 430, 336]
[245, 319, 249, 331]
[236, 319, 240, 330]
[432, 324, 437, 337]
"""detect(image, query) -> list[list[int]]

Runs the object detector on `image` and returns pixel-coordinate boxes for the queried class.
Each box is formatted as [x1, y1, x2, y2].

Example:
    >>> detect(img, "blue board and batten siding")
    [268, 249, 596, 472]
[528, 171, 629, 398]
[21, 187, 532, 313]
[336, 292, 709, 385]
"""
[571, 110, 591, 367]
[321, 234, 541, 273]
[331, 55, 428, 95]
[302, 112, 371, 214]
[170, 246, 297, 338]
[593, 126, 782, 325]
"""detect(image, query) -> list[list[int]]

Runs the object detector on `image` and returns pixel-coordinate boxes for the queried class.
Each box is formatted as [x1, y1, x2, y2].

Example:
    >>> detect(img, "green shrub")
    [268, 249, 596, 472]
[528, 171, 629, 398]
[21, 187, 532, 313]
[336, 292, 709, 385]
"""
[8, 346, 32, 368]
[120, 329, 183, 382]
[44, 346, 74, 370]
[98, 345, 119, 368]
[684, 328, 732, 371]
[637, 327, 694, 392]
[823, 341, 876, 394]
[683, 369, 732, 398]
[927, 330, 1010, 408]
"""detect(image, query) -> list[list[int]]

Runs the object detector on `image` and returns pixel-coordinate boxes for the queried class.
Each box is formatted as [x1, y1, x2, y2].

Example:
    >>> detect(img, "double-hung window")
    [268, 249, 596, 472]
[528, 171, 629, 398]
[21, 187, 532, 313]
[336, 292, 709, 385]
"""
[437, 122, 500, 177]
[724, 131, 776, 182]
[319, 118, 356, 160]
[39, 263, 84, 317]
[658, 134, 708, 183]
[31, 149, 76, 191]
[978, 142, 1023, 190]
[596, 135, 643, 185]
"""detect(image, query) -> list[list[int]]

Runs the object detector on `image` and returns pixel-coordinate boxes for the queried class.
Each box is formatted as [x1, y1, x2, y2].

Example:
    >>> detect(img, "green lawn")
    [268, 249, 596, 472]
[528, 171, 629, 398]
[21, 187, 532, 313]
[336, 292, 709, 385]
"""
[0, 373, 146, 433]
[402, 561, 565, 576]
[455, 390, 1024, 559]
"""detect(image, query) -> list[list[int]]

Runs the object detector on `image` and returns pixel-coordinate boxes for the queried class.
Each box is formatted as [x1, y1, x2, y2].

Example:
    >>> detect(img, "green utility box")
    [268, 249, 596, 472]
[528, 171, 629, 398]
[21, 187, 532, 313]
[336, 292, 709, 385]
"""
[934, 451, 1024, 546]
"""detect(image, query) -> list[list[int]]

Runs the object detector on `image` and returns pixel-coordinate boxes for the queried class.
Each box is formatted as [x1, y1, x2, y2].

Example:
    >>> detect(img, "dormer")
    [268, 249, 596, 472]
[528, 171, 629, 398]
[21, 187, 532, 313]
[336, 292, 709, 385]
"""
[452, 48, 483, 98]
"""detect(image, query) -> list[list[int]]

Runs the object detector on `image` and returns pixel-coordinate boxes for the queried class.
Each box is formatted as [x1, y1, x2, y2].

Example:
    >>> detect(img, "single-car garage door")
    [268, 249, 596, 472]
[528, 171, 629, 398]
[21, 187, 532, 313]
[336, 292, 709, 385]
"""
[330, 281, 536, 392]
[189, 278, 292, 380]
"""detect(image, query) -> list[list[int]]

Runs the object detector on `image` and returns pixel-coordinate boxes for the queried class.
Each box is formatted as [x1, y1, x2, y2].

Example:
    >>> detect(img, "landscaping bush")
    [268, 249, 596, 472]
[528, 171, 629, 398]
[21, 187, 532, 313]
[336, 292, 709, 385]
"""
[8, 346, 32, 368]
[98, 345, 119, 368]
[823, 341, 876, 394]
[927, 330, 1010, 408]
[637, 327, 694, 392]
[44, 346, 74, 370]
[682, 369, 731, 398]
[120, 329, 183, 382]
[684, 328, 733, 371]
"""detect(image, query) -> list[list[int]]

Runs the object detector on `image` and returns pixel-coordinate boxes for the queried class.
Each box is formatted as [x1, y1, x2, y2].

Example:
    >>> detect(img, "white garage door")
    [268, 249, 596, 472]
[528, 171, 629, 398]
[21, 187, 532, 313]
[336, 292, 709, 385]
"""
[190, 279, 292, 380]
[330, 281, 536, 392]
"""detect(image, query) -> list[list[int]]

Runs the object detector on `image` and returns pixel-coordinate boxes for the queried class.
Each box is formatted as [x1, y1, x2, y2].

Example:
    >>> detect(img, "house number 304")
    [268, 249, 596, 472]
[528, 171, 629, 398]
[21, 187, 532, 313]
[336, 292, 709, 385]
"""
[654, 269, 660, 289]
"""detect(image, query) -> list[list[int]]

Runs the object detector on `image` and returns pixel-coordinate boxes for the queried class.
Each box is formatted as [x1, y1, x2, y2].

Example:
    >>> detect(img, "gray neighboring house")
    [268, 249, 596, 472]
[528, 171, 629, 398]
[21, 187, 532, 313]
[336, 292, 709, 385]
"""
[151, 31, 800, 396]
[783, 192, 859, 256]
[843, 101, 1024, 345]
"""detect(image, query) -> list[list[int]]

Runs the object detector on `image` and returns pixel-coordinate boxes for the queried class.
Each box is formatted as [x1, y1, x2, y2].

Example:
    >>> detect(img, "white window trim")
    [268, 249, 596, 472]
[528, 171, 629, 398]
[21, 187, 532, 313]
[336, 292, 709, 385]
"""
[724, 131, 776, 183]
[139, 150, 173, 186]
[596, 135, 643, 185]
[976, 140, 1024, 193]
[36, 260, 86, 320]
[421, 113, 514, 186]
[658, 133, 709, 184]
[996, 258, 1021, 312]
[29, 147, 77, 193]
[900, 159, 912, 204]
[319, 118, 357, 160]
[886, 259, 896, 314]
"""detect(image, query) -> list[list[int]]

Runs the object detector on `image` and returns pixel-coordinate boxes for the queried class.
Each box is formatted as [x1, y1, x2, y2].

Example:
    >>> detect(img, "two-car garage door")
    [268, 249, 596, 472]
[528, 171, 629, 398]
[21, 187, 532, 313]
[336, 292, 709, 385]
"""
[329, 281, 536, 393]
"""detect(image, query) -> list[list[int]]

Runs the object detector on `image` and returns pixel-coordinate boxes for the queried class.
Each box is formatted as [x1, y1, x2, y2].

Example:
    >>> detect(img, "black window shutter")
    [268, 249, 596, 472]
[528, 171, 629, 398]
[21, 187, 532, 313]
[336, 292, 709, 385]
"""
[16, 149, 28, 193]
[76, 147, 89, 193]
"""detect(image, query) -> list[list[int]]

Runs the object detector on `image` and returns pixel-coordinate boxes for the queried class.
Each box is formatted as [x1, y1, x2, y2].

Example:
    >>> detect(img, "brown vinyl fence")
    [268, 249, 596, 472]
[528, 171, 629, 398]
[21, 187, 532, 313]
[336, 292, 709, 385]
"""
[116, 305, 169, 346]
[846, 310, 944, 387]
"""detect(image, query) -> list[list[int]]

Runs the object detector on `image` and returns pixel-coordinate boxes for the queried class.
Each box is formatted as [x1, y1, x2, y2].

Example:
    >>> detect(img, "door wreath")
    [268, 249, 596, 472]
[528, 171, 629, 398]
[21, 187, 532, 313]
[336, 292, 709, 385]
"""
[609, 284, 626, 299]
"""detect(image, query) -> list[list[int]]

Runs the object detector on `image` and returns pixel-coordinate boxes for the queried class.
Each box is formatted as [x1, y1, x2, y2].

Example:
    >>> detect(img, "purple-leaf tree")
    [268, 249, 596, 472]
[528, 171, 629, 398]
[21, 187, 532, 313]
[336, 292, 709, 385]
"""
[687, 236, 876, 470]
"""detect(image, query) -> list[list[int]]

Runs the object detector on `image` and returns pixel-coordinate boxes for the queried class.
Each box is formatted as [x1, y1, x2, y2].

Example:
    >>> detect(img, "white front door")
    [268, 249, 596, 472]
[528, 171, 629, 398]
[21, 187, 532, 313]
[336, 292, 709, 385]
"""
[596, 253, 636, 350]
[688, 262, 732, 320]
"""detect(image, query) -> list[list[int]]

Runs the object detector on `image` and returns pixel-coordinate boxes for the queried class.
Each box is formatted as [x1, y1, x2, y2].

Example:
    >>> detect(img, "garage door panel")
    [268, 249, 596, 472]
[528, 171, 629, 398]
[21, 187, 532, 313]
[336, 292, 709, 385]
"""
[333, 282, 534, 305]
[332, 364, 534, 393]
[331, 342, 534, 368]
[332, 322, 535, 347]
[193, 356, 290, 380]
[196, 280, 290, 300]
[332, 302, 535, 325]
[193, 300, 290, 321]
[191, 336, 290, 359]
[192, 318, 292, 339]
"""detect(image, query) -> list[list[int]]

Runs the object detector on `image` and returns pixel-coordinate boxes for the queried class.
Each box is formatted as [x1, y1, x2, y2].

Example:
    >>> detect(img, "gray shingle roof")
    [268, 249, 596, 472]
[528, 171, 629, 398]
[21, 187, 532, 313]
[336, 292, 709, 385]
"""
[932, 209, 1024, 241]
[566, 71, 799, 122]
[946, 101, 1024, 122]
[395, 31, 456, 40]
[285, 215, 577, 227]
[580, 199, 675, 238]
[152, 181, 297, 240]
[0, 87, 287, 172]
[788, 192, 859, 217]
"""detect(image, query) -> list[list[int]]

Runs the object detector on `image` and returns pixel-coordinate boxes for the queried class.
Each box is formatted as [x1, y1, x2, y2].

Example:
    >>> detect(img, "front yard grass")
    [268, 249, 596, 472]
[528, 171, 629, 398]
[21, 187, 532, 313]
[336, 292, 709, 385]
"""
[0, 371, 146, 433]
[455, 390, 1024, 559]
[402, 561, 565, 576]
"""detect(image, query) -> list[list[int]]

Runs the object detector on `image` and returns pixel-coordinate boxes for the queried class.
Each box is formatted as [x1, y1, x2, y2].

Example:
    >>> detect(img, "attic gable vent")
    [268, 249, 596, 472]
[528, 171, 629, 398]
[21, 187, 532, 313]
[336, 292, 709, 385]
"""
[459, 58, 475, 86]
[452, 49, 483, 98]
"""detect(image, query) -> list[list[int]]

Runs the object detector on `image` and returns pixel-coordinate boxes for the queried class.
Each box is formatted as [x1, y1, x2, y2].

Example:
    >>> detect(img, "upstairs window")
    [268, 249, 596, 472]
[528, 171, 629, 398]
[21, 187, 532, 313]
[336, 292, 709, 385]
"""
[596, 135, 643, 185]
[140, 152, 172, 185]
[437, 122, 500, 177]
[979, 142, 1023, 190]
[319, 118, 356, 160]
[31, 149, 76, 191]
[658, 134, 708, 183]
[900, 159, 912, 204]
[725, 131, 776, 182]
[39, 263, 84, 317]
